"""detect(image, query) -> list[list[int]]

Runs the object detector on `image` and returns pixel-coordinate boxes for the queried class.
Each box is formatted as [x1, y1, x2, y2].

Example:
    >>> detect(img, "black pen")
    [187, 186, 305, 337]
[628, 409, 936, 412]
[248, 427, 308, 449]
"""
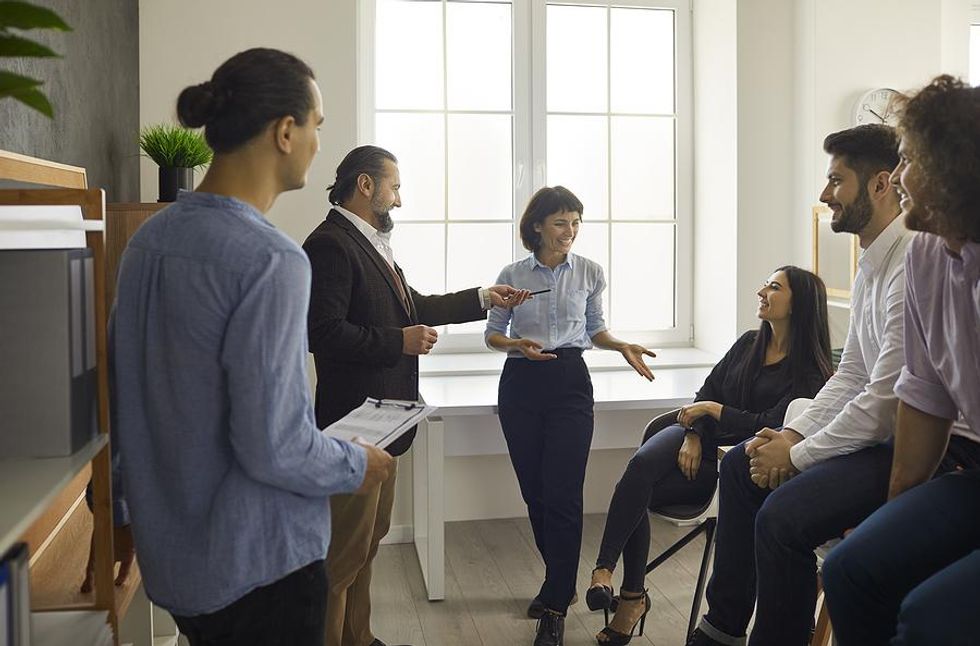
[502, 288, 550, 302]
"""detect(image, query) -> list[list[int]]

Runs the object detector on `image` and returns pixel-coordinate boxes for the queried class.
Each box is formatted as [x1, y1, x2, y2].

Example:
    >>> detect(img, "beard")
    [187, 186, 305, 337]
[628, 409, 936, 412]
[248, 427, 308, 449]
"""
[902, 198, 942, 235]
[370, 193, 395, 233]
[830, 187, 873, 234]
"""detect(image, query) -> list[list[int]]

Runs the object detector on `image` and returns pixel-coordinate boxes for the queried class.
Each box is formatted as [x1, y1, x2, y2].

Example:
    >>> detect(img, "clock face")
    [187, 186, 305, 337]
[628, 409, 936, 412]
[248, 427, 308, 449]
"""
[854, 88, 901, 126]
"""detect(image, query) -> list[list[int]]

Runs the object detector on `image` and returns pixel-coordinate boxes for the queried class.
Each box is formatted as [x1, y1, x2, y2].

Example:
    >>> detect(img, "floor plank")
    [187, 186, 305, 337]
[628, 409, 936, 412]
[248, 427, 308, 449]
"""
[371, 513, 708, 646]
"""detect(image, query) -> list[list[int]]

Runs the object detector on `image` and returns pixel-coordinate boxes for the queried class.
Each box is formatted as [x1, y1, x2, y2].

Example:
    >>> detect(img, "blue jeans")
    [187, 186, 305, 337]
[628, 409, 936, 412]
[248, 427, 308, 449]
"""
[822, 470, 980, 646]
[701, 441, 893, 646]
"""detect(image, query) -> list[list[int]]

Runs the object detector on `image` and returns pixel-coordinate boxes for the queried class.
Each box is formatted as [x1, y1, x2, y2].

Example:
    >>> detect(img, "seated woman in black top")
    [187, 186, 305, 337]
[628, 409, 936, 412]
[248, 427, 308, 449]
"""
[588, 265, 833, 645]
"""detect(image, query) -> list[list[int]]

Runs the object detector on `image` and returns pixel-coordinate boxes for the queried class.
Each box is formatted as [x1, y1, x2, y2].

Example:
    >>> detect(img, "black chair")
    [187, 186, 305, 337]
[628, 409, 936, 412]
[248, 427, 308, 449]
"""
[640, 408, 719, 640]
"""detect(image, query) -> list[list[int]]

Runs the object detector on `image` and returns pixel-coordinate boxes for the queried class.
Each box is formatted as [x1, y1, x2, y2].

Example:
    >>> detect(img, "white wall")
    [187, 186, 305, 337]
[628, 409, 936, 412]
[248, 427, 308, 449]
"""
[692, 0, 738, 356]
[792, 0, 969, 274]
[138, 0, 359, 247]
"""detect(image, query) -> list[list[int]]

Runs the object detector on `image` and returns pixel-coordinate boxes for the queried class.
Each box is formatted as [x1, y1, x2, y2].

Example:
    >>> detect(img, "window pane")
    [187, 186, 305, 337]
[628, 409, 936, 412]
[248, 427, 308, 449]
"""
[394, 223, 446, 295]
[611, 116, 674, 220]
[611, 223, 674, 330]
[375, 112, 445, 221]
[447, 2, 512, 111]
[971, 25, 980, 87]
[547, 4, 607, 113]
[446, 223, 513, 333]
[570, 221, 610, 323]
[448, 114, 513, 220]
[610, 8, 674, 114]
[376, 0, 444, 109]
[547, 115, 608, 219]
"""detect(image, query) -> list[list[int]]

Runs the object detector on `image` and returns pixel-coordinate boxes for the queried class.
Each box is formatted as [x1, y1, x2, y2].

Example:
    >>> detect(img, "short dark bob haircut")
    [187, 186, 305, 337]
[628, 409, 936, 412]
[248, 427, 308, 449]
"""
[518, 186, 584, 252]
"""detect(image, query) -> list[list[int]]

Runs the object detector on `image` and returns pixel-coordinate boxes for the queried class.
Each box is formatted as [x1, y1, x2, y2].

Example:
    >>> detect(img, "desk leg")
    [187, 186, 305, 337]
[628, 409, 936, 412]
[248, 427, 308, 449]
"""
[413, 417, 445, 601]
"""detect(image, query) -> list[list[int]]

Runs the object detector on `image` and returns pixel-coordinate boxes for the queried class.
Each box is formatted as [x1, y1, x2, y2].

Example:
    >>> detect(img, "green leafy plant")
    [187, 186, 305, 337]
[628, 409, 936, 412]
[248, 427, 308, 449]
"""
[139, 124, 213, 168]
[0, 1, 71, 117]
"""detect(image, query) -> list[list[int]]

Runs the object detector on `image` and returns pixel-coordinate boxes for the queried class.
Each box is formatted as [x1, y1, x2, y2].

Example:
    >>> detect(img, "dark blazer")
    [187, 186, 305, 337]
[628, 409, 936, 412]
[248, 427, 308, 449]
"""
[304, 209, 486, 456]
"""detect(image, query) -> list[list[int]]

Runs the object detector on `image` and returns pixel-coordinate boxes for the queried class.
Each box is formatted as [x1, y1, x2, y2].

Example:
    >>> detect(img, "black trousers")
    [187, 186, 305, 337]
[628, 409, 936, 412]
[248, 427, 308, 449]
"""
[498, 350, 594, 613]
[172, 559, 327, 646]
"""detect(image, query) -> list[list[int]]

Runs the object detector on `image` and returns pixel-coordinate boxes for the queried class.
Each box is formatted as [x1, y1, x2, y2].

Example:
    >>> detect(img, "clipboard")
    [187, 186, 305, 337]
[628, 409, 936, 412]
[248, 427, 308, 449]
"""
[322, 397, 437, 449]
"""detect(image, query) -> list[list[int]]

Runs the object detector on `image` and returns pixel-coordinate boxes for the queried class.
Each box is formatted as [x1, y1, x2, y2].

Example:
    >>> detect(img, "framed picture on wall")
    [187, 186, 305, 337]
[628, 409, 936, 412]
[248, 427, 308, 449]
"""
[812, 205, 858, 300]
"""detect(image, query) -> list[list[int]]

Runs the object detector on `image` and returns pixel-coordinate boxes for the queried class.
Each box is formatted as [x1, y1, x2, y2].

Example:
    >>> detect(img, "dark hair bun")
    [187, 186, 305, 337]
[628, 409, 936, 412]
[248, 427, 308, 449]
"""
[177, 81, 224, 128]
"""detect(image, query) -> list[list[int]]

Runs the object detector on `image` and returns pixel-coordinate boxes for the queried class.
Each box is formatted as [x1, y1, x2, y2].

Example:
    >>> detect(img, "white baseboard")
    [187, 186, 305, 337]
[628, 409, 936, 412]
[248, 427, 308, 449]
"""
[380, 524, 413, 545]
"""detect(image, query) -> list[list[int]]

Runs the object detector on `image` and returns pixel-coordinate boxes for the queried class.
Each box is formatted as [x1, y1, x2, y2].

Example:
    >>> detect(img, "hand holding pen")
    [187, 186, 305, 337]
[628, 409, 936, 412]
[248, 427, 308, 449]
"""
[488, 285, 547, 309]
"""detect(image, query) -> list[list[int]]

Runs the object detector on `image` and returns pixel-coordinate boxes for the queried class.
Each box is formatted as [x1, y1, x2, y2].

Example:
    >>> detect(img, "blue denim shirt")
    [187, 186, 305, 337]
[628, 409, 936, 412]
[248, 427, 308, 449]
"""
[485, 253, 607, 357]
[110, 191, 366, 617]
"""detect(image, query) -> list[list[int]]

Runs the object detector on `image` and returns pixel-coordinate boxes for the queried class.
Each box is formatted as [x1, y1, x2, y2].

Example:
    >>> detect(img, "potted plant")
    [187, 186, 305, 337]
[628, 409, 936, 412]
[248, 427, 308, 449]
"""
[139, 124, 213, 202]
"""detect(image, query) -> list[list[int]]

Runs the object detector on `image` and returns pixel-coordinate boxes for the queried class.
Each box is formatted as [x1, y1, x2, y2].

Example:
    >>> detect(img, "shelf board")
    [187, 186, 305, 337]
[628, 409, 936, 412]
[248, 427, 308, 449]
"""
[30, 493, 142, 622]
[0, 433, 108, 555]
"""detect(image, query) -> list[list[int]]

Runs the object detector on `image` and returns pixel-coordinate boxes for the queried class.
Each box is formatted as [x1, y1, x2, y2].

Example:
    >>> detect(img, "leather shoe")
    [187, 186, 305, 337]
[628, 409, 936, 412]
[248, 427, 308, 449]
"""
[369, 640, 412, 646]
[527, 593, 577, 618]
[533, 610, 564, 646]
[685, 628, 724, 646]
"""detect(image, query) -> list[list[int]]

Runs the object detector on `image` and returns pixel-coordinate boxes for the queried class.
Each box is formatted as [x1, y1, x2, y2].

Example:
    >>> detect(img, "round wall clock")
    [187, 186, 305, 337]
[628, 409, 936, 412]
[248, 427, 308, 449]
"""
[854, 88, 902, 126]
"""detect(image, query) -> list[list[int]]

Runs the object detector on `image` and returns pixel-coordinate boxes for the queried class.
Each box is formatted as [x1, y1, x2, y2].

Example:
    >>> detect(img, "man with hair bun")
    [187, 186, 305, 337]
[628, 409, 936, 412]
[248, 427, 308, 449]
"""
[107, 48, 392, 646]
[822, 75, 980, 646]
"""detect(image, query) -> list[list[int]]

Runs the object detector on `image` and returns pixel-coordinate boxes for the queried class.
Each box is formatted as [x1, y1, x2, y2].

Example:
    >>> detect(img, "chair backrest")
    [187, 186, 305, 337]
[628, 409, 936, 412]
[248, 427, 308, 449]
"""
[784, 397, 812, 427]
[641, 408, 682, 445]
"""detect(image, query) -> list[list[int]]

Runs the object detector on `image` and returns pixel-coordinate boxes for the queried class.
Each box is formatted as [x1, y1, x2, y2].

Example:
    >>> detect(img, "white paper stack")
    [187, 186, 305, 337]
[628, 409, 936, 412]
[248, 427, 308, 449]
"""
[30, 610, 112, 646]
[0, 205, 102, 250]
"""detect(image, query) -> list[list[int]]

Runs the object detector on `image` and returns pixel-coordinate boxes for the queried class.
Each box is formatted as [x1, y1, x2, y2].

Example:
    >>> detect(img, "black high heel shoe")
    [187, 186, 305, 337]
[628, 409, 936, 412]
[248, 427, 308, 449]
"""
[595, 590, 651, 645]
[586, 568, 615, 615]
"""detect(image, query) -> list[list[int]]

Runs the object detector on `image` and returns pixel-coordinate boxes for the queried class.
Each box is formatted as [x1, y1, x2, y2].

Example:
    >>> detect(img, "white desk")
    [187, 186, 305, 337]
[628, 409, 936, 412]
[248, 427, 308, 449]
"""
[413, 360, 713, 600]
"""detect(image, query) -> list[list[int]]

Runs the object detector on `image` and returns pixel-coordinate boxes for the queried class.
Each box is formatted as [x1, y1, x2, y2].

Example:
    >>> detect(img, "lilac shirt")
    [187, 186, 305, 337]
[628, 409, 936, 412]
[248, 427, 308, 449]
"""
[894, 233, 980, 432]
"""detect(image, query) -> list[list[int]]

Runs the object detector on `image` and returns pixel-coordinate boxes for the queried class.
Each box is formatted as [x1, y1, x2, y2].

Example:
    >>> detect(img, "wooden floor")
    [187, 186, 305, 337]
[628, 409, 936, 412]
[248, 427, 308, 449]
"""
[371, 513, 711, 646]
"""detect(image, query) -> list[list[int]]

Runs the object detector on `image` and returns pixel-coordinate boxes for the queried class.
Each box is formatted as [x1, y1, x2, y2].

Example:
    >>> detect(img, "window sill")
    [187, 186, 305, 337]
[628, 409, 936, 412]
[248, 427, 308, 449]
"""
[419, 346, 717, 377]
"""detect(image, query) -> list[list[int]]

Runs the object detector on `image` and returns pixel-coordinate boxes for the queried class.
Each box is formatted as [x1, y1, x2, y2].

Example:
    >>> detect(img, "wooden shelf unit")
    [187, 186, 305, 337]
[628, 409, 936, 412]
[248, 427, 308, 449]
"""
[0, 150, 122, 643]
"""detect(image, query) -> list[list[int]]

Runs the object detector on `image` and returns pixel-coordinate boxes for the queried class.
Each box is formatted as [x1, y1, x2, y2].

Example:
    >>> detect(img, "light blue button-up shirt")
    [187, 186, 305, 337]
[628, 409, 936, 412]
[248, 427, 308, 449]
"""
[485, 253, 607, 357]
[111, 191, 367, 617]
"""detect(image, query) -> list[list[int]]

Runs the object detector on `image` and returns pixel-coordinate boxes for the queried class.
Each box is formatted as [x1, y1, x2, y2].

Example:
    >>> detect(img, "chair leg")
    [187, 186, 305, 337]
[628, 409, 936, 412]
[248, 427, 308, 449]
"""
[688, 517, 717, 640]
[646, 520, 711, 574]
[811, 572, 833, 646]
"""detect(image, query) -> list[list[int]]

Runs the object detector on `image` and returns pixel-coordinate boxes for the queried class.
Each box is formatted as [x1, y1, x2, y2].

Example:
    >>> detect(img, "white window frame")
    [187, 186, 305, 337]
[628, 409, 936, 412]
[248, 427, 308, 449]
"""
[972, 4, 980, 86]
[357, 0, 694, 352]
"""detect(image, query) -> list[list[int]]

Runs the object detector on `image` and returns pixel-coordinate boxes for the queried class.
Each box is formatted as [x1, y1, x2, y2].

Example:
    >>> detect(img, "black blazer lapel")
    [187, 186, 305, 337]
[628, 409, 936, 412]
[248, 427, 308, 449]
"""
[326, 209, 412, 318]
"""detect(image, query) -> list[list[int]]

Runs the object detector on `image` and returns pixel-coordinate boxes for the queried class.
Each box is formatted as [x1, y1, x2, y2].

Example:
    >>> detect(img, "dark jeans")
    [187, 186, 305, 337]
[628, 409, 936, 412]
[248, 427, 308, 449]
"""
[172, 559, 327, 646]
[498, 351, 594, 613]
[822, 470, 980, 646]
[702, 441, 894, 646]
[596, 424, 717, 591]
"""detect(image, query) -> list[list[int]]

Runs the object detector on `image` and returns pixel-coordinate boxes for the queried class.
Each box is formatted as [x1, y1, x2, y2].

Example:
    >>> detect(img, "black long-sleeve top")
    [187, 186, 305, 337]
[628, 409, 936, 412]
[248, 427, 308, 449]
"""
[690, 330, 827, 445]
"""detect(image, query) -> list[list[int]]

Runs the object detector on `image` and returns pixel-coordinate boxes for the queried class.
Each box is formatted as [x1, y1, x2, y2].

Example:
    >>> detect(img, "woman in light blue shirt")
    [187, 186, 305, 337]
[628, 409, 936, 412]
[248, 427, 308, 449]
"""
[486, 186, 655, 646]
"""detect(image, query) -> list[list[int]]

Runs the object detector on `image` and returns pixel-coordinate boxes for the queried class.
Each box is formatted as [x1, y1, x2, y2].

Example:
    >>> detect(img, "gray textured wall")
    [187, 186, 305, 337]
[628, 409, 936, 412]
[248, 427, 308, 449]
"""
[0, 0, 139, 202]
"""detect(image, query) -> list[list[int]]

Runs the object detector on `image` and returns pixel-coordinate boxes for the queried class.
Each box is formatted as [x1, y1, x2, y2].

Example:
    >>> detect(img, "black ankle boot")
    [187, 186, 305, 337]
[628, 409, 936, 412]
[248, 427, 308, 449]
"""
[534, 610, 565, 646]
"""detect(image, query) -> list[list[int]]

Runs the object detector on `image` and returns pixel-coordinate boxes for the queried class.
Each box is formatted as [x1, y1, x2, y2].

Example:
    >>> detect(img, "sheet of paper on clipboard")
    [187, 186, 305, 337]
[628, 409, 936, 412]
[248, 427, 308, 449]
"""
[322, 397, 437, 449]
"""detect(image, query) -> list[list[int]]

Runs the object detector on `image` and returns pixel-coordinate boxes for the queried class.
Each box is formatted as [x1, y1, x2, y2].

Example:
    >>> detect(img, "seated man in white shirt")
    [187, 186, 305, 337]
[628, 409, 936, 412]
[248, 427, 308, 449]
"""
[687, 125, 980, 646]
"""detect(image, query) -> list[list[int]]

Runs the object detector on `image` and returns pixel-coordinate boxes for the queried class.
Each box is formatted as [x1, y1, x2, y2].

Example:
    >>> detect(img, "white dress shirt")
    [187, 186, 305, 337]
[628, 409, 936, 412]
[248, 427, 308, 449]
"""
[787, 215, 912, 471]
[332, 205, 491, 309]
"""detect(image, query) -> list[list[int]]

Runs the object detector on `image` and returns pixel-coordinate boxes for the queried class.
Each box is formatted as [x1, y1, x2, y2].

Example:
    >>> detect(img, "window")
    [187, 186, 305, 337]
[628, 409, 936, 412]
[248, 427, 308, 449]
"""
[359, 0, 692, 349]
[971, 9, 980, 87]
